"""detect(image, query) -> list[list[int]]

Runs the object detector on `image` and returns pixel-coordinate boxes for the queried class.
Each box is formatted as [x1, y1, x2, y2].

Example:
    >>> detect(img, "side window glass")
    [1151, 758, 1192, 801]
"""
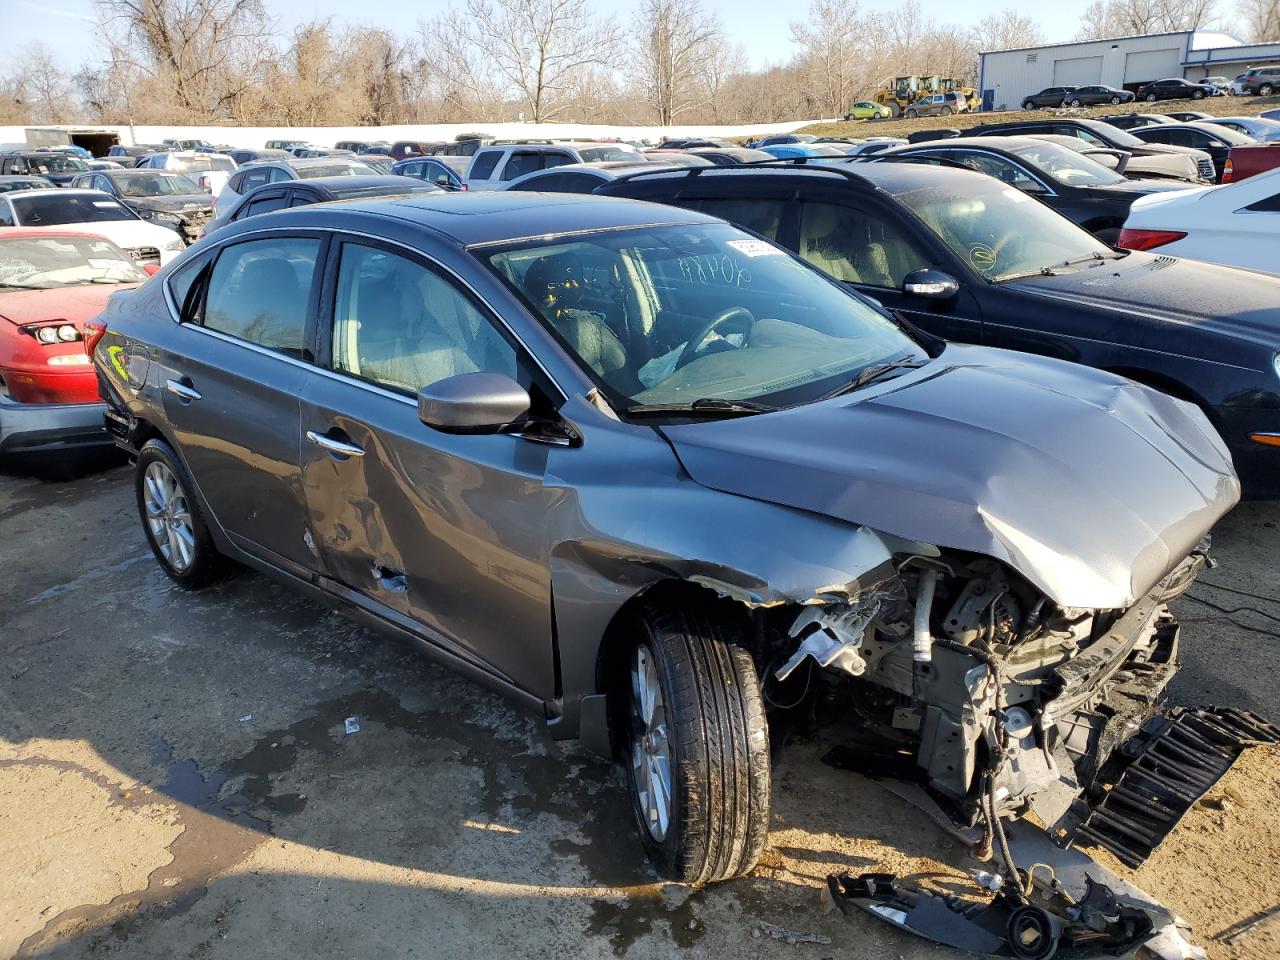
[205, 237, 320, 357]
[0, 203, 13, 227]
[331, 243, 517, 393]
[168, 253, 209, 320]
[469, 151, 501, 180]
[245, 193, 289, 217]
[1244, 192, 1280, 212]
[798, 201, 929, 288]
[543, 154, 572, 170]
[694, 197, 785, 241]
[502, 152, 543, 180]
[953, 152, 1037, 189]
[267, 167, 292, 184]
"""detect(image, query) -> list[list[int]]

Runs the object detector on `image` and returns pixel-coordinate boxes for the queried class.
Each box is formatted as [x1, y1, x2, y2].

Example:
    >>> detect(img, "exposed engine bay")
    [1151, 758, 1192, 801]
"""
[755, 546, 1278, 958]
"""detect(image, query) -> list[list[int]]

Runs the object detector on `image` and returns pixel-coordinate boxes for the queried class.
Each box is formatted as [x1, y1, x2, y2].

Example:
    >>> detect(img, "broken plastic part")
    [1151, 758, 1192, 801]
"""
[776, 598, 886, 680]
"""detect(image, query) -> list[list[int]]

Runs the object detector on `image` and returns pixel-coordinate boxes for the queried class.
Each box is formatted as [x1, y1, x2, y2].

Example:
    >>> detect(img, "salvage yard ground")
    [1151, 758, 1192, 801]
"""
[1, 461, 1278, 960]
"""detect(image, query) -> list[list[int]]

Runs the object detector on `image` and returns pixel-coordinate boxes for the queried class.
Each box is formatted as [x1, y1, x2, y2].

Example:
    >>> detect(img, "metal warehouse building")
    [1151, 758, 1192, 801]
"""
[978, 30, 1280, 111]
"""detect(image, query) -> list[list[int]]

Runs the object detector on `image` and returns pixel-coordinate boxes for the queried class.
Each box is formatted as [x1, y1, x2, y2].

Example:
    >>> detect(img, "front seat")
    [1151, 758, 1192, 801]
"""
[354, 275, 478, 392]
[521, 256, 628, 380]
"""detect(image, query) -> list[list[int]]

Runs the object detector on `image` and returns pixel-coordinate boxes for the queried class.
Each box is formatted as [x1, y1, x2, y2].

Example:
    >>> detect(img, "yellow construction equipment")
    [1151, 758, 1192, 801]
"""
[873, 76, 981, 117]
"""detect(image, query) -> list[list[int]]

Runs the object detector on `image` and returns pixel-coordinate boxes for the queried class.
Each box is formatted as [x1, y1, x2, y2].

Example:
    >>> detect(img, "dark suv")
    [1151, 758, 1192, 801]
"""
[1135, 78, 1207, 102]
[597, 163, 1280, 495]
[1021, 86, 1076, 109]
[1240, 65, 1280, 95]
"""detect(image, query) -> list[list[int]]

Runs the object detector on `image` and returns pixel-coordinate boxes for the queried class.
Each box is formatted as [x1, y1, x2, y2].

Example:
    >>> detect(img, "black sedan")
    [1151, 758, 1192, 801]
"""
[1063, 85, 1135, 107]
[1097, 113, 1173, 130]
[1135, 78, 1208, 102]
[874, 136, 1191, 241]
[200, 175, 441, 238]
[598, 162, 1280, 496]
[1020, 86, 1077, 109]
[1128, 120, 1255, 181]
[69, 169, 213, 244]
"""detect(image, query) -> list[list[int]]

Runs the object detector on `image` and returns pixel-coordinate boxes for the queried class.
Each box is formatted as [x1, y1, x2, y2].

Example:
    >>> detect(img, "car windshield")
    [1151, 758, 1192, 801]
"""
[898, 177, 1114, 282]
[481, 222, 924, 411]
[115, 172, 202, 197]
[24, 155, 88, 174]
[297, 161, 376, 179]
[167, 155, 235, 173]
[12, 193, 136, 225]
[1008, 140, 1126, 185]
[577, 145, 643, 162]
[0, 179, 51, 193]
[0, 236, 146, 288]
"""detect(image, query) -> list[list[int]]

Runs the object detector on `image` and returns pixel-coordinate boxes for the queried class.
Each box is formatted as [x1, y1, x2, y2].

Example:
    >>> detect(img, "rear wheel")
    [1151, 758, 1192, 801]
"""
[623, 602, 770, 884]
[1070, 98, 1082, 107]
[887, 101, 901, 118]
[136, 438, 231, 589]
[940, 106, 953, 115]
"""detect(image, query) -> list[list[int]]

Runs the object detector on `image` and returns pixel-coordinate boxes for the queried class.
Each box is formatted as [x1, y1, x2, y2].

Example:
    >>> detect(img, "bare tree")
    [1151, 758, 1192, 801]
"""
[1238, 0, 1280, 39]
[630, 0, 723, 124]
[1077, 0, 1219, 38]
[97, 0, 274, 120]
[15, 44, 78, 123]
[970, 10, 1045, 52]
[789, 0, 865, 118]
[419, 10, 507, 121]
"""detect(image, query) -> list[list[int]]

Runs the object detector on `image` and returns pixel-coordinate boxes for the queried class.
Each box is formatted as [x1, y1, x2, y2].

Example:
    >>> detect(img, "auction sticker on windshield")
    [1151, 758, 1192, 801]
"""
[726, 238, 783, 257]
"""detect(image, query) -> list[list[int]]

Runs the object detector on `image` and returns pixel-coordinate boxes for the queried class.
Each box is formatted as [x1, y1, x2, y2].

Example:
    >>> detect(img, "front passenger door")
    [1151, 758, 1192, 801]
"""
[299, 239, 560, 698]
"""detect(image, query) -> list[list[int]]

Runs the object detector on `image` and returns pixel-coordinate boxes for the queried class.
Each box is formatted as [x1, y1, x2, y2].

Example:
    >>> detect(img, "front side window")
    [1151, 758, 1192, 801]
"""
[243, 193, 289, 217]
[481, 223, 922, 410]
[331, 243, 517, 394]
[898, 176, 1113, 282]
[204, 237, 320, 356]
[797, 200, 928, 288]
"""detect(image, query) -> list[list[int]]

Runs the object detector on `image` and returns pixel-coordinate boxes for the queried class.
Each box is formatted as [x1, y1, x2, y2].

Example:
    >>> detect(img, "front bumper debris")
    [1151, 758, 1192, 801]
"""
[0, 393, 110, 455]
[1058, 706, 1279, 868]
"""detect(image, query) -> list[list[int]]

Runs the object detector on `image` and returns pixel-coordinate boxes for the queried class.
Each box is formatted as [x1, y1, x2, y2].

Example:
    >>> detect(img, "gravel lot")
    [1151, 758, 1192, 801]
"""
[2, 458, 1278, 959]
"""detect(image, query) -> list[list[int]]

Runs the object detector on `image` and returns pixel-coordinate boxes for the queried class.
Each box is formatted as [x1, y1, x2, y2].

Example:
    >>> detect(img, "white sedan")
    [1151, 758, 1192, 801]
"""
[0, 189, 186, 266]
[1118, 166, 1280, 274]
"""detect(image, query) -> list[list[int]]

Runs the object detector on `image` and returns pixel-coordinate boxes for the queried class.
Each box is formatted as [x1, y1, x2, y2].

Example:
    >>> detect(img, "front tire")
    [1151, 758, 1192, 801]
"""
[1110, 96, 1121, 104]
[624, 602, 770, 884]
[1260, 83, 1275, 96]
[905, 109, 918, 119]
[1192, 88, 1205, 100]
[136, 438, 231, 589]
[1022, 100, 1034, 111]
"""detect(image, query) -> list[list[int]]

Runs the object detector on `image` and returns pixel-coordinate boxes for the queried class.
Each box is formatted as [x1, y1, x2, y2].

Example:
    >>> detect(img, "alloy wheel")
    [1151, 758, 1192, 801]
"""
[630, 645, 673, 842]
[143, 461, 196, 572]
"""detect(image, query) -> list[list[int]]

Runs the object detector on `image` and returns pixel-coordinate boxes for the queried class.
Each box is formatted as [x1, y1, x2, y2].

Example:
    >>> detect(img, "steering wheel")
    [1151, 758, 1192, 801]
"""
[675, 307, 756, 371]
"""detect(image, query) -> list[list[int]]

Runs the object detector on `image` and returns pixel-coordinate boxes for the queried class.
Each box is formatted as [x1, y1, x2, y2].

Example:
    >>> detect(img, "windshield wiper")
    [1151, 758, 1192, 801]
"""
[996, 250, 1123, 282]
[623, 396, 779, 418]
[817, 354, 927, 401]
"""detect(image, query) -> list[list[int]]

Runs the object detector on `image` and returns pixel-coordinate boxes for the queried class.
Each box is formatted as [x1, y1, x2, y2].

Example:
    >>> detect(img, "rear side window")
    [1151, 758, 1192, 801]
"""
[1244, 192, 1280, 212]
[243, 193, 289, 217]
[469, 150, 502, 180]
[204, 237, 321, 356]
[694, 197, 786, 241]
[509, 172, 598, 192]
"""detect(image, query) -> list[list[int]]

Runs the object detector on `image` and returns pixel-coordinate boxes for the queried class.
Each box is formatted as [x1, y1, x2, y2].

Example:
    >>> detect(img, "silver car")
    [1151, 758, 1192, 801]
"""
[91, 193, 1241, 939]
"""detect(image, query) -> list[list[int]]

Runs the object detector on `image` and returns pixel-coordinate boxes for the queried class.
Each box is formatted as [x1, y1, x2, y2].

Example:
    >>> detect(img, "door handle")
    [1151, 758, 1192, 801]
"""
[306, 430, 365, 458]
[165, 378, 201, 402]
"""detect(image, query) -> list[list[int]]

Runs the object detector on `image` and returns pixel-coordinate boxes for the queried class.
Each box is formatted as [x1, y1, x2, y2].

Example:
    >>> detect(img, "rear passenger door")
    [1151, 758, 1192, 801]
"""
[159, 233, 327, 576]
[298, 237, 559, 697]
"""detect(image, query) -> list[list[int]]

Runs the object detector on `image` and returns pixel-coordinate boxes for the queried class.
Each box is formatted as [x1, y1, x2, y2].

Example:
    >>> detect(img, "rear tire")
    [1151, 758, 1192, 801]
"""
[940, 106, 953, 115]
[135, 438, 232, 589]
[1070, 98, 1082, 107]
[623, 601, 770, 884]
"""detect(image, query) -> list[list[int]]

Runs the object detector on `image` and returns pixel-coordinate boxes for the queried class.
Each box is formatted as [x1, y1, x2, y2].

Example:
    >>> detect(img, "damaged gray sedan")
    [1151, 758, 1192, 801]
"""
[93, 193, 1252, 954]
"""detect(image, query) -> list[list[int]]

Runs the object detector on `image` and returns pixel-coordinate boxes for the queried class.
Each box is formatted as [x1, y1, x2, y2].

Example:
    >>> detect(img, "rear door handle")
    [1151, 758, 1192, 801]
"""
[165, 378, 201, 402]
[306, 430, 365, 458]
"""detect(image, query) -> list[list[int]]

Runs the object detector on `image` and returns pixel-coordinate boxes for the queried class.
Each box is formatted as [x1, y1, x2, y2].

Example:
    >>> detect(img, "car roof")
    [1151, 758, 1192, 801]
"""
[240, 190, 714, 247]
[0, 226, 113, 241]
[607, 160, 988, 198]
[294, 175, 428, 194]
[887, 135, 1047, 152]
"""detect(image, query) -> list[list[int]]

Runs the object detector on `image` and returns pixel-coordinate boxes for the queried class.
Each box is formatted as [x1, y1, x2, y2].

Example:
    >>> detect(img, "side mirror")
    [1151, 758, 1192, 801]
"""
[903, 269, 960, 300]
[418, 372, 531, 434]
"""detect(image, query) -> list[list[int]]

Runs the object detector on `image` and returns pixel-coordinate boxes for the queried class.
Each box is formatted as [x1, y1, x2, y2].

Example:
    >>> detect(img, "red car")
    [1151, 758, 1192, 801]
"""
[0, 228, 149, 458]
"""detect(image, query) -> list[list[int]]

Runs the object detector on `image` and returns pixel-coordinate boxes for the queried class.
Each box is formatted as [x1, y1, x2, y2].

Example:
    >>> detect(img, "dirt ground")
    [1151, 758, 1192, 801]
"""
[793, 94, 1280, 141]
[1, 458, 1278, 960]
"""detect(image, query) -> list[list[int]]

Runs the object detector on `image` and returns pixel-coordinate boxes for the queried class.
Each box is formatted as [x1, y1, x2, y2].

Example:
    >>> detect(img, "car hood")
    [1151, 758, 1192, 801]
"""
[659, 344, 1238, 610]
[124, 195, 213, 214]
[1004, 251, 1280, 347]
[1092, 178, 1196, 196]
[1132, 142, 1211, 161]
[0, 282, 140, 326]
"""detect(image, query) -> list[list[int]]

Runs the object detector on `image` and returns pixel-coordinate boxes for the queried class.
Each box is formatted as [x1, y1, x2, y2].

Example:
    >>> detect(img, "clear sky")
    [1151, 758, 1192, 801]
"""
[2, 0, 1088, 73]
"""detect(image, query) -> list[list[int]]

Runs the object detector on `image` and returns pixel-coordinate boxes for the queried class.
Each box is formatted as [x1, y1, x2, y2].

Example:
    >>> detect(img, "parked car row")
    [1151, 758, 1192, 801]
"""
[1018, 70, 1276, 111]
